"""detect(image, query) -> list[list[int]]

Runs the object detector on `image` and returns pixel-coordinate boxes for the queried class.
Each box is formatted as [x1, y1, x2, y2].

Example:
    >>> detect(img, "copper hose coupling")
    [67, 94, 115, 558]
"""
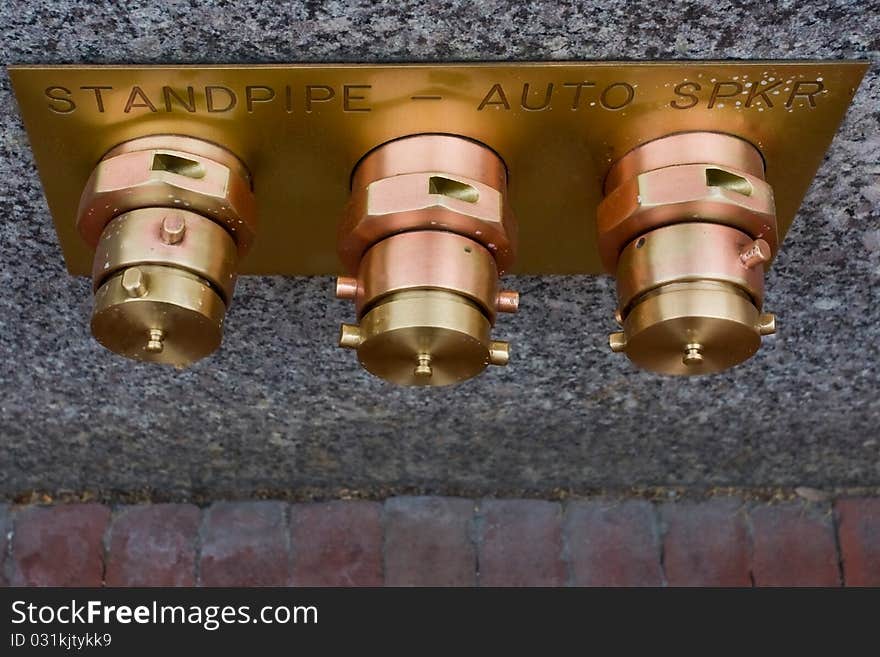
[77, 136, 257, 367]
[597, 132, 778, 375]
[335, 135, 518, 386]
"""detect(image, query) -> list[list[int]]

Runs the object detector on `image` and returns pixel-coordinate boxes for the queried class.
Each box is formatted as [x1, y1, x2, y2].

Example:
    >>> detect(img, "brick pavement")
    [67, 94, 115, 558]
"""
[1, 496, 877, 586]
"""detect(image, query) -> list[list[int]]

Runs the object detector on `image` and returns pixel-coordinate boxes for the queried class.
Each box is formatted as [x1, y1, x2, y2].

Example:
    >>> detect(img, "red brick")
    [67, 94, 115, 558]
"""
[384, 497, 475, 586]
[750, 503, 840, 586]
[11, 504, 110, 586]
[661, 498, 751, 587]
[565, 500, 663, 586]
[478, 499, 565, 586]
[290, 501, 382, 586]
[836, 498, 880, 586]
[105, 504, 200, 587]
[0, 505, 10, 586]
[199, 502, 288, 587]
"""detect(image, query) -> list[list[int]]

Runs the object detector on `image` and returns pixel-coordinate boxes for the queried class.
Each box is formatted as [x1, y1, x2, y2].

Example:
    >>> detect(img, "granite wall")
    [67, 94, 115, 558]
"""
[0, 1, 878, 500]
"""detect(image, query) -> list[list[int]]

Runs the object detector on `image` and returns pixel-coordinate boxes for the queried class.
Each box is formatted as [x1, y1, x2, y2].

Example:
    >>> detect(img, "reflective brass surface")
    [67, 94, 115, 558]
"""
[81, 135, 254, 367]
[613, 224, 773, 374]
[354, 231, 498, 319]
[615, 222, 765, 313]
[341, 134, 515, 272]
[92, 265, 226, 367]
[337, 134, 516, 386]
[9, 61, 866, 275]
[93, 208, 238, 302]
[78, 135, 257, 253]
[597, 160, 777, 273]
[603, 132, 766, 192]
[602, 132, 777, 375]
[346, 290, 502, 387]
[619, 281, 763, 376]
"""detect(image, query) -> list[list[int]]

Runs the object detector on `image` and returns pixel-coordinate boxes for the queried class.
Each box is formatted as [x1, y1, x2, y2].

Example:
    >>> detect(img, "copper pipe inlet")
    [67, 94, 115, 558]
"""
[78, 135, 256, 367]
[336, 134, 518, 387]
[598, 132, 778, 376]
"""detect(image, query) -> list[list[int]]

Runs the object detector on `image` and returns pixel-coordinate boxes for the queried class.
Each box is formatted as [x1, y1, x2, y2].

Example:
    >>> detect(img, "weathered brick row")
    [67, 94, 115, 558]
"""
[11, 504, 110, 586]
[384, 497, 476, 586]
[564, 499, 664, 586]
[477, 499, 565, 586]
[290, 501, 383, 586]
[750, 503, 840, 586]
[836, 498, 880, 586]
[0, 497, 878, 587]
[199, 501, 289, 587]
[660, 498, 751, 586]
[105, 504, 201, 587]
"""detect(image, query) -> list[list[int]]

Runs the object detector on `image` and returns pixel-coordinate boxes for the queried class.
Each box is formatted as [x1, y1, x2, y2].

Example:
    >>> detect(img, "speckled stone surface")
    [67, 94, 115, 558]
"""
[0, 1, 878, 500]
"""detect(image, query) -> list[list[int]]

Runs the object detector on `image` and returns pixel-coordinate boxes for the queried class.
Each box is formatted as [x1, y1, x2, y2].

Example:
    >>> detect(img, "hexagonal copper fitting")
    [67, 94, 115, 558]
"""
[78, 135, 256, 367]
[598, 132, 778, 376]
[336, 134, 518, 386]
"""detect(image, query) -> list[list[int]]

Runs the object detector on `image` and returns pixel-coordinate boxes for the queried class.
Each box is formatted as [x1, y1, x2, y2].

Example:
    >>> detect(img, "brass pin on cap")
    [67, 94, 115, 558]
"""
[758, 313, 777, 335]
[414, 353, 433, 377]
[609, 331, 627, 353]
[488, 341, 510, 367]
[121, 267, 148, 298]
[146, 328, 165, 353]
[682, 343, 704, 366]
[338, 324, 363, 349]
[160, 214, 186, 245]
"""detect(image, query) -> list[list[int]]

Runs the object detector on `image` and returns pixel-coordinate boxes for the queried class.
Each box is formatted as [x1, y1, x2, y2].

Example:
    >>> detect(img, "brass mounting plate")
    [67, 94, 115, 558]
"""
[9, 61, 867, 275]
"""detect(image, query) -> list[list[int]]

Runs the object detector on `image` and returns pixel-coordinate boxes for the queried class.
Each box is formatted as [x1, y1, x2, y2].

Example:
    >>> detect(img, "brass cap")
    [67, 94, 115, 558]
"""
[340, 290, 508, 387]
[617, 281, 768, 375]
[91, 265, 227, 367]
